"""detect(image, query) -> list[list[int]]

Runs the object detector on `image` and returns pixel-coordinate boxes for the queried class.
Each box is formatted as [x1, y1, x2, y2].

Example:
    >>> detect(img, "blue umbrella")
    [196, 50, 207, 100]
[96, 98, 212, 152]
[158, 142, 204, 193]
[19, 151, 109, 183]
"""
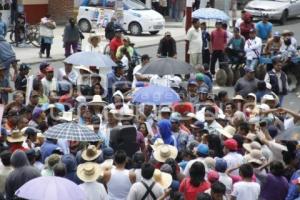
[192, 8, 230, 21]
[133, 85, 180, 105]
[64, 51, 116, 68]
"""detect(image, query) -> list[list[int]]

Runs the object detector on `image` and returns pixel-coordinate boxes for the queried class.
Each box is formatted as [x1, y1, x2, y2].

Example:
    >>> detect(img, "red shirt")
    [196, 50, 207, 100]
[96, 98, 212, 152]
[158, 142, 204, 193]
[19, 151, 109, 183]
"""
[10, 144, 28, 153]
[211, 29, 227, 51]
[109, 37, 123, 60]
[179, 178, 211, 200]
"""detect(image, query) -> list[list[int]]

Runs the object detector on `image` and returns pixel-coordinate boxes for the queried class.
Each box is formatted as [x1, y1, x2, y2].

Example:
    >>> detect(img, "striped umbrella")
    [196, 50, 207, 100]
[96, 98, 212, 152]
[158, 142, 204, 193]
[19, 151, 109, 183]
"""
[44, 122, 101, 141]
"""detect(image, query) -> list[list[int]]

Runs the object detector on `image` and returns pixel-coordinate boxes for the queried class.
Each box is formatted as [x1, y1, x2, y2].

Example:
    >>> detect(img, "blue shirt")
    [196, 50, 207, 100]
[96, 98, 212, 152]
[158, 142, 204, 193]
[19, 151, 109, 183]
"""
[256, 21, 272, 41]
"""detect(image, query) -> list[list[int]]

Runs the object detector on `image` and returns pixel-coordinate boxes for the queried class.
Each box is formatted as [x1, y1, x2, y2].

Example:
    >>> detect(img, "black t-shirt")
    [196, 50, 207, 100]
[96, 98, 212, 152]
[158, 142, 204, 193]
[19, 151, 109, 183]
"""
[15, 74, 27, 92]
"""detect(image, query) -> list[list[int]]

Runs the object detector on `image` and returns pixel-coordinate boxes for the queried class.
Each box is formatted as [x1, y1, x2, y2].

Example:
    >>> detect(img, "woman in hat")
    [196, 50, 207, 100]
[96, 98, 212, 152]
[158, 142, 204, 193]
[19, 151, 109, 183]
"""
[85, 33, 102, 53]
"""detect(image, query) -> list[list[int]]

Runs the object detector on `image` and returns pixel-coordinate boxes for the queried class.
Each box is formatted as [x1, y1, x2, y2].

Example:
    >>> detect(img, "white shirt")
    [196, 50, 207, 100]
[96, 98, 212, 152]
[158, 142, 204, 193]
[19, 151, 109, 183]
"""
[235, 18, 243, 29]
[41, 77, 57, 96]
[218, 172, 233, 196]
[186, 27, 203, 54]
[244, 37, 262, 60]
[85, 44, 102, 54]
[132, 64, 142, 88]
[127, 179, 164, 200]
[107, 168, 132, 200]
[150, 75, 172, 87]
[231, 181, 260, 200]
[227, 31, 234, 44]
[223, 152, 244, 176]
[79, 182, 108, 200]
[57, 68, 78, 86]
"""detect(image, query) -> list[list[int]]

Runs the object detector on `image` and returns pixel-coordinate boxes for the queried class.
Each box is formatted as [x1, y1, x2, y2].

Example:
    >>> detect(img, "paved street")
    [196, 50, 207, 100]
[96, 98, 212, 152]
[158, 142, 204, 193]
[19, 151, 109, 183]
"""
[14, 16, 300, 111]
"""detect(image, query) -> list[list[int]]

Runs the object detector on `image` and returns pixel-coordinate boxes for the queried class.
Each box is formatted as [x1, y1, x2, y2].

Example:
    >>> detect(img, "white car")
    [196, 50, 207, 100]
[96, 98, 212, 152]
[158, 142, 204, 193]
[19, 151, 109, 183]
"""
[245, 0, 300, 24]
[77, 0, 165, 35]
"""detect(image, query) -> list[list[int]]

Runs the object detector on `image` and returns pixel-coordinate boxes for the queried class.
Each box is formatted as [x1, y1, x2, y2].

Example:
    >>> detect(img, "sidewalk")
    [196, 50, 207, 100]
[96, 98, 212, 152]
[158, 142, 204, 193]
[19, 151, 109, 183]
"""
[12, 22, 186, 65]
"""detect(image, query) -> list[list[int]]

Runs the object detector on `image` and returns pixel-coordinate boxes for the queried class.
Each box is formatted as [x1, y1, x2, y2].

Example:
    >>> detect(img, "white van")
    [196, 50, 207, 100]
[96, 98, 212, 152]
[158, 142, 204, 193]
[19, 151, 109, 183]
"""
[77, 0, 165, 35]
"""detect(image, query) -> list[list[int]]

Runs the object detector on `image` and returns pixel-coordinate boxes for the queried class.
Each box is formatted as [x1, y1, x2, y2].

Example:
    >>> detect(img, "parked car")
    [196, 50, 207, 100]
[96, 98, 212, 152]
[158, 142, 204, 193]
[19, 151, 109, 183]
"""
[244, 0, 300, 24]
[77, 0, 165, 35]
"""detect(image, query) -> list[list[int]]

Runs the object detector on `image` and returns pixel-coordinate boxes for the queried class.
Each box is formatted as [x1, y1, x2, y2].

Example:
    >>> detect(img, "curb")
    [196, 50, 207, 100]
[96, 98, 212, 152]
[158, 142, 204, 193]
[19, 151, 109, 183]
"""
[24, 37, 186, 65]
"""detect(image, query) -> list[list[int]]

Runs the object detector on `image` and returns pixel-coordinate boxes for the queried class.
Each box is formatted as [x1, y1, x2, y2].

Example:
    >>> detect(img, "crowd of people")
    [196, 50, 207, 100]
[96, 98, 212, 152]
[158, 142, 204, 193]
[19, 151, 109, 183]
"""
[1, 6, 300, 200]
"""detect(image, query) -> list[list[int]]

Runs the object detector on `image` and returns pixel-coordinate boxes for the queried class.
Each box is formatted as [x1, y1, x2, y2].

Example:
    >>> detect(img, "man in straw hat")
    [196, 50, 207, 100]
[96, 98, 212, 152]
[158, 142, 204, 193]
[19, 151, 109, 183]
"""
[127, 163, 165, 200]
[81, 144, 102, 163]
[77, 162, 108, 200]
[7, 130, 28, 152]
[85, 33, 102, 53]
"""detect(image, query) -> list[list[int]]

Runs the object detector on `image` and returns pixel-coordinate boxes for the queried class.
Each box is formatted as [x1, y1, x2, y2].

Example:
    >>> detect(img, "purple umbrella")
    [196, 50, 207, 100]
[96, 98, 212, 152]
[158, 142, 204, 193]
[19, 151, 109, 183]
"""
[15, 176, 85, 200]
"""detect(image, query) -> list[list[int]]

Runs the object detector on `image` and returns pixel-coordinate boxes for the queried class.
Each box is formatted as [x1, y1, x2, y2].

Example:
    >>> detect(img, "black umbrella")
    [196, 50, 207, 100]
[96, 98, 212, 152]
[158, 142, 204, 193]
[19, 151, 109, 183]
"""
[138, 57, 195, 75]
[276, 126, 300, 141]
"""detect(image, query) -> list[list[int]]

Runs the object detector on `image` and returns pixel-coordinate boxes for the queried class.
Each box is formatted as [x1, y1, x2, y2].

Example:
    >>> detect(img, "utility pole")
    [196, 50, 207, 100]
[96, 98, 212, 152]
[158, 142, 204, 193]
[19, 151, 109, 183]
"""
[232, 0, 237, 27]
[115, 0, 124, 27]
[185, 0, 194, 63]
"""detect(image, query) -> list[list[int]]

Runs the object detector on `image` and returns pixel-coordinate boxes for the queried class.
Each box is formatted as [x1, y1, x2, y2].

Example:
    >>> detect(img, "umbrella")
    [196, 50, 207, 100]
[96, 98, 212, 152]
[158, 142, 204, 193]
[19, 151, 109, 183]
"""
[15, 176, 85, 200]
[276, 126, 300, 141]
[64, 51, 116, 68]
[192, 8, 230, 21]
[138, 57, 194, 76]
[133, 85, 180, 105]
[44, 122, 102, 141]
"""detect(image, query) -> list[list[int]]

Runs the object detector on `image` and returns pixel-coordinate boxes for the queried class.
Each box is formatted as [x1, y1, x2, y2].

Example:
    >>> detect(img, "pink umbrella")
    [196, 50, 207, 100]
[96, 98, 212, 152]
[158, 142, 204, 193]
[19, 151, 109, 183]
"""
[15, 176, 85, 200]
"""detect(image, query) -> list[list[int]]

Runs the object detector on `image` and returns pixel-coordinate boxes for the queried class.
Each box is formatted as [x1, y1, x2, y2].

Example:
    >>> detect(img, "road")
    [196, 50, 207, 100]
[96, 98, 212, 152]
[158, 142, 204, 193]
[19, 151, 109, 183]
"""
[26, 17, 300, 111]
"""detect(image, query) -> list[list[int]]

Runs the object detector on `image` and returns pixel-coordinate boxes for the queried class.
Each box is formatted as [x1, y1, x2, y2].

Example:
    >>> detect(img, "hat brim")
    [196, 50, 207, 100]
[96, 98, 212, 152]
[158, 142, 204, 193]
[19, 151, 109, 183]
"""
[100, 159, 114, 171]
[243, 143, 252, 152]
[153, 170, 172, 189]
[7, 135, 27, 143]
[153, 145, 178, 163]
[81, 149, 102, 161]
[217, 128, 233, 139]
[77, 162, 103, 182]
[88, 35, 101, 44]
[248, 158, 262, 165]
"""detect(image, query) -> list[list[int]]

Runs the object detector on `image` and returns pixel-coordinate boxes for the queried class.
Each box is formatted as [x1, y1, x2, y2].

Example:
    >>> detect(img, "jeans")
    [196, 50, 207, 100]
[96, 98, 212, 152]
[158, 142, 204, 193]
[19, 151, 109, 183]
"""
[40, 38, 51, 57]
[202, 49, 210, 66]
[246, 59, 259, 70]
[65, 42, 78, 57]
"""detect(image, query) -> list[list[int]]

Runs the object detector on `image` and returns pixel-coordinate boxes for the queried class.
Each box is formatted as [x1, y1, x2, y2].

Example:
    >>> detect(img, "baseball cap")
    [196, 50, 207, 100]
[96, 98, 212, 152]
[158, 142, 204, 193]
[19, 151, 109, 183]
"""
[207, 170, 219, 182]
[32, 107, 44, 120]
[165, 31, 171, 36]
[197, 87, 209, 94]
[160, 107, 171, 113]
[45, 66, 54, 72]
[215, 158, 227, 172]
[197, 144, 209, 156]
[273, 32, 281, 37]
[190, 121, 204, 129]
[244, 66, 255, 73]
[39, 62, 49, 70]
[123, 37, 130, 42]
[19, 63, 30, 71]
[170, 112, 181, 123]
[195, 73, 204, 81]
[188, 79, 198, 86]
[224, 139, 238, 151]
[24, 127, 38, 136]
[30, 90, 39, 97]
[249, 28, 256, 33]
[115, 28, 122, 32]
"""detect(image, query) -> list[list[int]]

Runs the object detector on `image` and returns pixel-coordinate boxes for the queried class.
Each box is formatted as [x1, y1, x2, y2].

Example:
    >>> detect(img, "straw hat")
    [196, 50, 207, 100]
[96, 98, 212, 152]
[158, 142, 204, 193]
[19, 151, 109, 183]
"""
[153, 169, 172, 189]
[100, 159, 114, 171]
[232, 95, 245, 101]
[81, 145, 102, 161]
[150, 138, 164, 150]
[153, 144, 178, 163]
[248, 149, 265, 165]
[243, 141, 262, 153]
[75, 66, 92, 74]
[89, 95, 107, 105]
[7, 130, 27, 143]
[217, 125, 236, 139]
[88, 33, 101, 44]
[245, 133, 257, 141]
[77, 162, 103, 182]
